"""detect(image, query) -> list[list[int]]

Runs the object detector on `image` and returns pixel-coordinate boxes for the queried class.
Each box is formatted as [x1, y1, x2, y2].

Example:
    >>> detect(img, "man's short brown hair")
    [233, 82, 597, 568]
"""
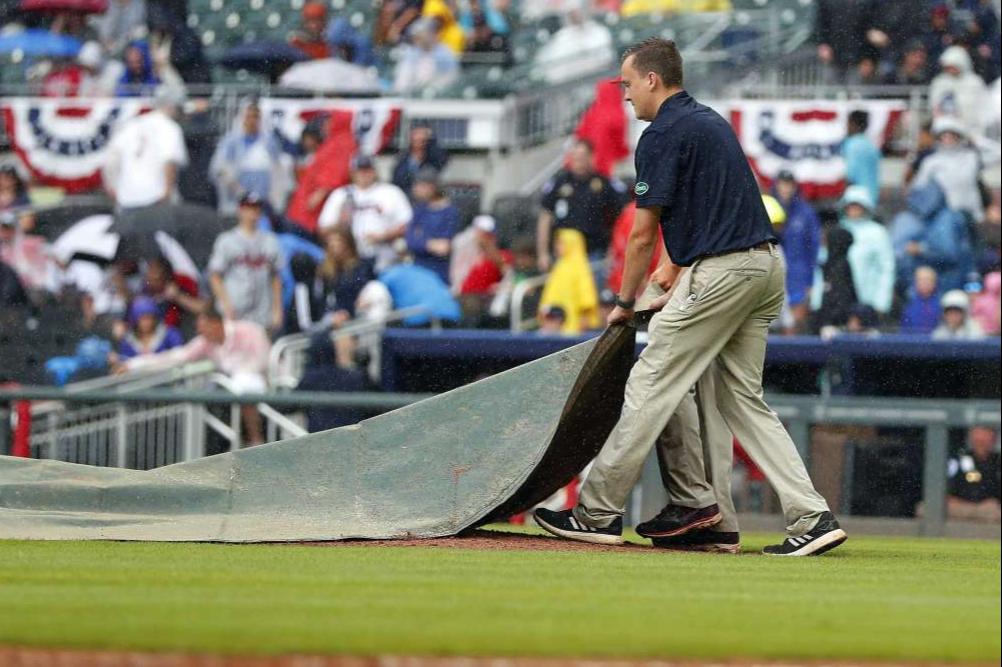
[622, 37, 684, 88]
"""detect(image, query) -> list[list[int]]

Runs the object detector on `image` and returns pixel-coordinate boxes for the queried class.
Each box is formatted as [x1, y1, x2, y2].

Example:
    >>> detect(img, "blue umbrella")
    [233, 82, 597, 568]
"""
[218, 40, 309, 81]
[0, 29, 82, 58]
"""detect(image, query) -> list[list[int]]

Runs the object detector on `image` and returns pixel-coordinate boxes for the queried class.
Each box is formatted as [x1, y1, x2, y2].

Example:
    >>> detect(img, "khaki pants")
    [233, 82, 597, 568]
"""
[576, 245, 829, 537]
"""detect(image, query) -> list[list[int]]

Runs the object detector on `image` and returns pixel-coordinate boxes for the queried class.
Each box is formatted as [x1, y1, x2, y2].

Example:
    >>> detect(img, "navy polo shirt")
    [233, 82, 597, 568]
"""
[634, 91, 774, 266]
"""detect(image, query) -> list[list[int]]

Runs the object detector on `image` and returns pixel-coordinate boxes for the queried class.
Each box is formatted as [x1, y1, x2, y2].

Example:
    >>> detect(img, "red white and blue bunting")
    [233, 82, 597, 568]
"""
[2, 98, 402, 194]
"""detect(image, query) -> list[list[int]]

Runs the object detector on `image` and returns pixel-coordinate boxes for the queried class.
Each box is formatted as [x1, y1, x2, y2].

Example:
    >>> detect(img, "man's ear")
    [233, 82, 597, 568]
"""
[646, 71, 658, 89]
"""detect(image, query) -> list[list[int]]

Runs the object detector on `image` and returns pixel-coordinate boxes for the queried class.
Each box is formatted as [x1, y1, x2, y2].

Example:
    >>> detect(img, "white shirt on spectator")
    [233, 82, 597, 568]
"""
[534, 17, 613, 84]
[929, 46, 988, 135]
[105, 109, 188, 209]
[124, 319, 271, 391]
[318, 182, 412, 273]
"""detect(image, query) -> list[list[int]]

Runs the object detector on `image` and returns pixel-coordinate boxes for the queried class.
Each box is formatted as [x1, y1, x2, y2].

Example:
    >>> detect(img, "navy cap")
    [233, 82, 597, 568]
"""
[239, 191, 263, 207]
[351, 154, 376, 170]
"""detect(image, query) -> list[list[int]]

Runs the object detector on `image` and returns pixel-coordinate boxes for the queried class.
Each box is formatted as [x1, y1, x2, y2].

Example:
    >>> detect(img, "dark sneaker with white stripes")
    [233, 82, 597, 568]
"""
[635, 503, 722, 539]
[533, 507, 623, 545]
[651, 528, 741, 554]
[763, 511, 847, 556]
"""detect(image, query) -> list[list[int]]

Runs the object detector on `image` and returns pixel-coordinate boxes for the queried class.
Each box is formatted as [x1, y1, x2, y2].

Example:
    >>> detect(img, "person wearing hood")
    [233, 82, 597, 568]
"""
[911, 116, 985, 222]
[573, 78, 630, 178]
[891, 173, 974, 292]
[971, 271, 1001, 336]
[327, 17, 377, 67]
[811, 225, 858, 333]
[929, 45, 989, 135]
[115, 40, 160, 97]
[113, 296, 184, 362]
[772, 170, 821, 332]
[209, 100, 285, 215]
[899, 266, 941, 334]
[932, 289, 986, 339]
[838, 185, 895, 315]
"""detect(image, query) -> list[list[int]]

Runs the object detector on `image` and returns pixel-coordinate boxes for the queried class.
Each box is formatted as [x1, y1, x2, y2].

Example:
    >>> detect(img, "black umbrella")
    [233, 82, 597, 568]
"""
[218, 41, 309, 82]
[113, 203, 228, 268]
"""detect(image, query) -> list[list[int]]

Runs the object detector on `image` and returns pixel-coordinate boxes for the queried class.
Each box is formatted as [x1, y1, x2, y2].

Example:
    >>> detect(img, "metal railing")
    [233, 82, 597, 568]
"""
[25, 359, 309, 467]
[509, 259, 608, 332]
[268, 305, 438, 390]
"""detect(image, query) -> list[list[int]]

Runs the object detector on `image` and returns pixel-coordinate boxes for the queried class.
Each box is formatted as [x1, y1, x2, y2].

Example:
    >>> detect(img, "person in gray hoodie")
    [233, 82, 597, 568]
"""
[929, 46, 989, 135]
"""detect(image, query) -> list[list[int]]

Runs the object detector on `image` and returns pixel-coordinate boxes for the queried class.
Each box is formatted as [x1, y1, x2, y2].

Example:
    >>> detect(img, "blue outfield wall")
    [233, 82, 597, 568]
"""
[380, 330, 1002, 399]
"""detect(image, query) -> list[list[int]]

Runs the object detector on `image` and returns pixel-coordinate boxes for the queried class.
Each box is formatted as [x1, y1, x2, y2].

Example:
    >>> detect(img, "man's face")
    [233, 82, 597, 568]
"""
[410, 127, 431, 152]
[943, 64, 961, 77]
[304, 17, 325, 39]
[243, 106, 261, 135]
[938, 131, 961, 147]
[776, 179, 797, 203]
[353, 167, 377, 189]
[412, 181, 435, 202]
[620, 55, 657, 122]
[970, 427, 996, 460]
[145, 262, 168, 291]
[197, 315, 225, 344]
[567, 144, 593, 177]
[237, 202, 261, 227]
[904, 49, 926, 71]
[915, 269, 937, 297]
[0, 224, 15, 243]
[943, 307, 965, 329]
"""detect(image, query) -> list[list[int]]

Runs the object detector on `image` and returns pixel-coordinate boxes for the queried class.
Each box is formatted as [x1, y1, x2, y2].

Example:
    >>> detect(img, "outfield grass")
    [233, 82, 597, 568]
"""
[0, 532, 998, 662]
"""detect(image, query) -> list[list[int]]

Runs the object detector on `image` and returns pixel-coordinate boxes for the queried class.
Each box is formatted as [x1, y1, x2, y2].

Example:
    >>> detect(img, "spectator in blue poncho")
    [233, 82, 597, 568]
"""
[772, 170, 821, 333]
[114, 296, 184, 361]
[839, 185, 895, 316]
[327, 17, 378, 67]
[900, 266, 942, 334]
[890, 178, 974, 292]
[115, 41, 160, 97]
[405, 167, 459, 284]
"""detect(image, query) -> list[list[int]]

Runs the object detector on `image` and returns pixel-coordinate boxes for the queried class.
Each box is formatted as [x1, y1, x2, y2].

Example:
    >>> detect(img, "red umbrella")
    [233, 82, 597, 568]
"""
[20, 0, 108, 13]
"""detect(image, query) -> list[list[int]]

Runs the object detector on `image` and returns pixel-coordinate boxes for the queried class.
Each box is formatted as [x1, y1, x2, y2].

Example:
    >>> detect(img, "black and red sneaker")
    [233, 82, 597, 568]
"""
[635, 503, 722, 539]
[651, 528, 741, 554]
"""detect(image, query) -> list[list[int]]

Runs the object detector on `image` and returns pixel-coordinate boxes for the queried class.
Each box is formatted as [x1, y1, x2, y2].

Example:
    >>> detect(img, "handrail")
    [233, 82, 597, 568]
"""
[510, 273, 551, 333]
[267, 305, 435, 389]
[210, 373, 308, 446]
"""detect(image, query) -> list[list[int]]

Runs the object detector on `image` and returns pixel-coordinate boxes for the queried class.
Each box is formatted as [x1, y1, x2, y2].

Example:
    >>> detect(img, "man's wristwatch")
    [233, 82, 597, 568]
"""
[614, 295, 636, 310]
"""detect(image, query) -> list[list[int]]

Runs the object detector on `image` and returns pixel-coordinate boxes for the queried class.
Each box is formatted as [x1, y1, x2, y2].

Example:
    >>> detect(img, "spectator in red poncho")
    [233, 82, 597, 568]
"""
[573, 78, 629, 178]
[289, 2, 332, 60]
[606, 200, 662, 297]
[285, 111, 357, 237]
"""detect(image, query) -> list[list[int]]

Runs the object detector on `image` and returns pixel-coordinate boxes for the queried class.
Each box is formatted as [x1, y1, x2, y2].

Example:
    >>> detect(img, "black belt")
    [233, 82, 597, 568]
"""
[696, 241, 775, 262]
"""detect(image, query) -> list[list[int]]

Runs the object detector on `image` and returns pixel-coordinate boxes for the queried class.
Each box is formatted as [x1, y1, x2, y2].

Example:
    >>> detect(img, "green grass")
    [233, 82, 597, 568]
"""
[0, 532, 998, 662]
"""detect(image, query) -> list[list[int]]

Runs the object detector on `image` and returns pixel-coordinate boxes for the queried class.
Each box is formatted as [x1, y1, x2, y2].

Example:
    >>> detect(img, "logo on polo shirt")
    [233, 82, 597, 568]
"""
[635, 182, 649, 195]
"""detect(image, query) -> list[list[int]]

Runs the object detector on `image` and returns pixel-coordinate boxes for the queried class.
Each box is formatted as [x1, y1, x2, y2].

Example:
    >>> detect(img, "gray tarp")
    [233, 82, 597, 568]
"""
[0, 325, 634, 542]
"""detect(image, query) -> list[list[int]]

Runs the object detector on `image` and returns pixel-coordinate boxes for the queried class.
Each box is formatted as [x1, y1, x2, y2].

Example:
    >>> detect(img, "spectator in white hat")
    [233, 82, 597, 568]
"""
[932, 289, 986, 340]
[912, 116, 984, 221]
[929, 46, 988, 135]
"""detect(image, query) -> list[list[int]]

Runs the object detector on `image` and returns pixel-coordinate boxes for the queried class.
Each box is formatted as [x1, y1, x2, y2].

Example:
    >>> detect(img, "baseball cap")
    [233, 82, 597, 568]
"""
[239, 191, 264, 207]
[541, 305, 567, 320]
[351, 154, 376, 171]
[414, 166, 440, 185]
[302, 1, 327, 19]
[940, 289, 969, 312]
[931, 115, 966, 139]
[776, 169, 796, 182]
[473, 214, 496, 234]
